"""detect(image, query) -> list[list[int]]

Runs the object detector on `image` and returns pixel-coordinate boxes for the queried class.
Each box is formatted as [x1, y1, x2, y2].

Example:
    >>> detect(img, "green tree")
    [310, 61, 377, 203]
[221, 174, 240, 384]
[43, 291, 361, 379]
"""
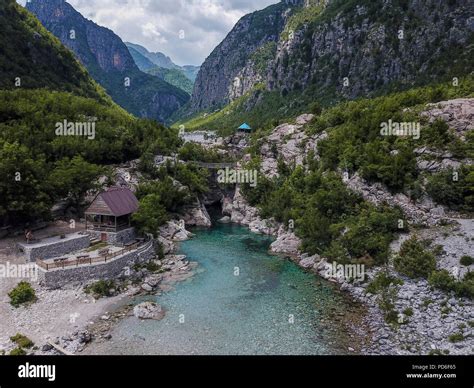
[132, 194, 169, 236]
[394, 236, 436, 279]
[49, 156, 103, 207]
[0, 141, 52, 225]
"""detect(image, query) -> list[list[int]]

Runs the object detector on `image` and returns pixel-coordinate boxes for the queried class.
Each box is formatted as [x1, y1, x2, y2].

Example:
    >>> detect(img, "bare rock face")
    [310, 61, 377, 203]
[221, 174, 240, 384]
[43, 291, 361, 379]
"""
[133, 302, 164, 320]
[257, 114, 326, 178]
[221, 196, 234, 216]
[157, 236, 175, 255]
[189, 1, 291, 112]
[159, 220, 193, 242]
[230, 186, 259, 225]
[270, 226, 302, 256]
[190, 0, 472, 118]
[248, 217, 279, 235]
[345, 173, 443, 226]
[421, 98, 474, 139]
[181, 200, 212, 227]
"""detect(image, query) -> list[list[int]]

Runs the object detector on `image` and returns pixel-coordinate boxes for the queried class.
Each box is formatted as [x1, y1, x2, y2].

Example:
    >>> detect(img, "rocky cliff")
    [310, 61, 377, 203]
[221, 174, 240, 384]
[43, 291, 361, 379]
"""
[27, 0, 189, 124]
[187, 0, 474, 122]
[189, 1, 294, 112]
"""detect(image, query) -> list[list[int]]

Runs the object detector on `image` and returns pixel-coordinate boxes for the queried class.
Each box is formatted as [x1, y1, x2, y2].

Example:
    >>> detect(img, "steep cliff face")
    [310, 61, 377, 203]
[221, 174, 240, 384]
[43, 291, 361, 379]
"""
[189, 1, 294, 112]
[187, 0, 474, 120]
[27, 0, 189, 124]
[269, 0, 473, 99]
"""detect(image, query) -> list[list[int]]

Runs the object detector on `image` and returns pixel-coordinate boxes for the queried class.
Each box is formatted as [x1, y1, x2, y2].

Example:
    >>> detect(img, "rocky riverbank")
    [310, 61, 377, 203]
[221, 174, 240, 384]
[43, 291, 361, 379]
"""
[218, 107, 474, 355]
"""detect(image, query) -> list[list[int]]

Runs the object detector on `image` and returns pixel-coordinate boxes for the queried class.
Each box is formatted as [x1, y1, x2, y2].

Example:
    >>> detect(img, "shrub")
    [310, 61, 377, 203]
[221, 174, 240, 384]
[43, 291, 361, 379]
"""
[9, 347, 26, 356]
[10, 334, 34, 349]
[394, 237, 436, 279]
[403, 307, 414, 317]
[455, 272, 474, 299]
[460, 255, 474, 266]
[425, 166, 474, 212]
[309, 101, 322, 115]
[428, 270, 456, 292]
[145, 261, 161, 273]
[448, 333, 464, 343]
[84, 280, 115, 298]
[8, 282, 36, 307]
[366, 271, 403, 294]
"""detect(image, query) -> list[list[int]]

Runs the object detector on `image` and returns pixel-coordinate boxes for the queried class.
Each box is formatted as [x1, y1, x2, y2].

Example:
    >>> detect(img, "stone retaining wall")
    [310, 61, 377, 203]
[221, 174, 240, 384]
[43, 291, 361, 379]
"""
[18, 234, 90, 262]
[88, 227, 136, 245]
[37, 240, 155, 289]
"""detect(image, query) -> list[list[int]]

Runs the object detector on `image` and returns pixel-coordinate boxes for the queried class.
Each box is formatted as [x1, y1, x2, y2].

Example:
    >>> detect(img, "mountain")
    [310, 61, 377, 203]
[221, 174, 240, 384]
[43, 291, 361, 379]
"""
[125, 44, 194, 94]
[181, 65, 200, 83]
[147, 66, 194, 95]
[181, 0, 474, 129]
[125, 42, 180, 70]
[0, 0, 106, 101]
[125, 42, 201, 83]
[26, 0, 189, 124]
[189, 1, 291, 113]
[0, 0, 182, 226]
[127, 45, 156, 72]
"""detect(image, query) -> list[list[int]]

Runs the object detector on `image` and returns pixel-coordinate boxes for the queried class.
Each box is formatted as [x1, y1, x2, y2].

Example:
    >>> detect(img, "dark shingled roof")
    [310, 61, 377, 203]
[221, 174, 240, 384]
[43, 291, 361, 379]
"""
[85, 187, 139, 217]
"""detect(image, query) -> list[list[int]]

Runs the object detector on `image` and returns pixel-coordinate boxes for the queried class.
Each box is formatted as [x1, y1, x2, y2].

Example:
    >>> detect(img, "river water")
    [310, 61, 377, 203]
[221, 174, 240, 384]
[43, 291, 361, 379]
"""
[85, 223, 367, 355]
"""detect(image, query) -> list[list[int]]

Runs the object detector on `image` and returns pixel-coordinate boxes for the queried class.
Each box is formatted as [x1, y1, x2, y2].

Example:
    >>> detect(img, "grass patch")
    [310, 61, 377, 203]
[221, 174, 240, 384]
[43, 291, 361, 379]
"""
[86, 241, 108, 252]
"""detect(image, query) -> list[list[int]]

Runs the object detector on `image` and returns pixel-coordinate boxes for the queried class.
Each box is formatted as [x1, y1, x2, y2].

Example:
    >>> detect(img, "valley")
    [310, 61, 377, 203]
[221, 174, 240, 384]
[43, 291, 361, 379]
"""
[0, 0, 472, 358]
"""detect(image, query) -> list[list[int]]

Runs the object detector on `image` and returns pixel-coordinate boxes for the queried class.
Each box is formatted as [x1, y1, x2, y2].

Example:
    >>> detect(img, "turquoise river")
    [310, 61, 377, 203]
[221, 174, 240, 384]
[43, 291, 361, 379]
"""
[84, 223, 368, 355]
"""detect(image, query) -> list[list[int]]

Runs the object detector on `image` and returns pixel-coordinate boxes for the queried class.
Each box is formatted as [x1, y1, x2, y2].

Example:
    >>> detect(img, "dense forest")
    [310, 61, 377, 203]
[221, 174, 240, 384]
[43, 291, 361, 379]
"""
[0, 1, 183, 227]
[240, 78, 474, 267]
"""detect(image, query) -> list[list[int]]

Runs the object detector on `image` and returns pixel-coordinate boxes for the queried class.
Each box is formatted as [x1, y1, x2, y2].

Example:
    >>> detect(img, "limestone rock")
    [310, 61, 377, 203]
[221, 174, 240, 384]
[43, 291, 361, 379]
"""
[133, 302, 164, 320]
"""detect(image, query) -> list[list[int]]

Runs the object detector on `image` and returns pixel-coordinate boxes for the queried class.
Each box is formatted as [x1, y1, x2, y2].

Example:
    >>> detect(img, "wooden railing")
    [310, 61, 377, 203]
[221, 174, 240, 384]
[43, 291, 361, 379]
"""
[36, 240, 153, 271]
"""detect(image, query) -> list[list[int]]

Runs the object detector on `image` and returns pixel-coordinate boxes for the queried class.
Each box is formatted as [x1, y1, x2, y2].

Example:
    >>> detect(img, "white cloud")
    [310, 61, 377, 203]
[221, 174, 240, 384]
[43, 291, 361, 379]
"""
[19, 0, 278, 66]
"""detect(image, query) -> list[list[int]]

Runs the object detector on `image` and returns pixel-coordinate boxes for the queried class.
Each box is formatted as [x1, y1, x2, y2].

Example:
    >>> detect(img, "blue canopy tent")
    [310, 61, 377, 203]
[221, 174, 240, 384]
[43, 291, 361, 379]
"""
[238, 123, 252, 132]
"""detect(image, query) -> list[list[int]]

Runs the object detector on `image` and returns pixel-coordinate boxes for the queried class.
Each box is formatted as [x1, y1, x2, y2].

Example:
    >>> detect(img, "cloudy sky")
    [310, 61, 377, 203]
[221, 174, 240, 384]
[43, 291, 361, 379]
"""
[20, 0, 277, 66]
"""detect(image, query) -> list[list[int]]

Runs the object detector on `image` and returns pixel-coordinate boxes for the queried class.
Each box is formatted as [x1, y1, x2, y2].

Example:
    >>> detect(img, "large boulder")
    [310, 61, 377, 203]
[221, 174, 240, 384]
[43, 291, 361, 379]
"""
[181, 200, 212, 227]
[249, 217, 279, 235]
[133, 302, 164, 320]
[159, 220, 193, 241]
[270, 226, 302, 256]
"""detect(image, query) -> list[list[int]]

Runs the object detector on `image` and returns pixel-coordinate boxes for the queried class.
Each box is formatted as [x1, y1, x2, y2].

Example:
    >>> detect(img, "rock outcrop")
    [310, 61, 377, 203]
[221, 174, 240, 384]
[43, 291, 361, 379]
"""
[421, 98, 474, 140]
[133, 302, 164, 320]
[229, 186, 259, 226]
[189, 0, 473, 117]
[270, 226, 302, 256]
[180, 199, 212, 227]
[159, 220, 194, 242]
[344, 173, 444, 226]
